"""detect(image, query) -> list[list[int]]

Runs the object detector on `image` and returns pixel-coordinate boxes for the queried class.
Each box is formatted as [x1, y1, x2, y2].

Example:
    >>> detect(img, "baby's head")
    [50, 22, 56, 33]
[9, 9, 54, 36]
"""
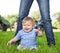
[22, 17, 35, 32]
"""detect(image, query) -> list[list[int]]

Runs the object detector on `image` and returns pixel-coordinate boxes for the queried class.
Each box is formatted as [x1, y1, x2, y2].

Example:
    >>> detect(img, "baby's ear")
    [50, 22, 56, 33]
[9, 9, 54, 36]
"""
[32, 23, 35, 27]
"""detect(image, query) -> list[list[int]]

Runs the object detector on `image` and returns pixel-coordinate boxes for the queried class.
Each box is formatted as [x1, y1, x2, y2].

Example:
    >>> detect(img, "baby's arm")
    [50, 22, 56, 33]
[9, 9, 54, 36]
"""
[7, 37, 18, 46]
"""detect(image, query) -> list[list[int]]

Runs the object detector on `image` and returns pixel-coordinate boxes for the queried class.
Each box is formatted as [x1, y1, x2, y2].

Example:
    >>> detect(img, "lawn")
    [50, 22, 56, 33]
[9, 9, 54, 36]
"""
[0, 31, 60, 53]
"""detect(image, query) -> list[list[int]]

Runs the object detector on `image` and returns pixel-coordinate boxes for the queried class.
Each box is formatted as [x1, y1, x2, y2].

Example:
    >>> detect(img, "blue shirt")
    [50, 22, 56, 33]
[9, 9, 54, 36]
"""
[15, 29, 37, 48]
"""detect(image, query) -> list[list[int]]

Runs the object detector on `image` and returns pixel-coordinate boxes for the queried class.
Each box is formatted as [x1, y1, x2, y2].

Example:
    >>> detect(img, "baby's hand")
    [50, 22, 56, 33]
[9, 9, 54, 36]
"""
[34, 29, 39, 32]
[7, 41, 12, 46]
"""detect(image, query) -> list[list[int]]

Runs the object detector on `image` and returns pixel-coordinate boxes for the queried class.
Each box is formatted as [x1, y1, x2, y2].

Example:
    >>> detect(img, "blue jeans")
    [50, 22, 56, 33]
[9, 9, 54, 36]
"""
[15, 0, 55, 45]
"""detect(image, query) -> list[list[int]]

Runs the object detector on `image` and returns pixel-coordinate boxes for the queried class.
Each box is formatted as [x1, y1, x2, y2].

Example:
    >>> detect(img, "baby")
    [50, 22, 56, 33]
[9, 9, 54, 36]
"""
[7, 17, 42, 50]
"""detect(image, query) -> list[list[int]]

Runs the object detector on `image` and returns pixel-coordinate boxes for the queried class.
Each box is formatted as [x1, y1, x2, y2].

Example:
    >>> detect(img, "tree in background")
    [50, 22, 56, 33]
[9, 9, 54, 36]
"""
[5, 14, 18, 26]
[52, 12, 60, 29]
[31, 11, 41, 21]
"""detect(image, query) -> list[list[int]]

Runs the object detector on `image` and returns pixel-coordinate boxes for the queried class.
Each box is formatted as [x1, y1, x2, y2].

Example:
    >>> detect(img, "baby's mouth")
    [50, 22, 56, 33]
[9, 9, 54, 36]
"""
[25, 28, 29, 30]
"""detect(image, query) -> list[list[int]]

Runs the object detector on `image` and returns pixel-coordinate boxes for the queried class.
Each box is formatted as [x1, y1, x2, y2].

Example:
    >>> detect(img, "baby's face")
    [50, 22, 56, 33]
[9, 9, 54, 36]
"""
[22, 21, 33, 32]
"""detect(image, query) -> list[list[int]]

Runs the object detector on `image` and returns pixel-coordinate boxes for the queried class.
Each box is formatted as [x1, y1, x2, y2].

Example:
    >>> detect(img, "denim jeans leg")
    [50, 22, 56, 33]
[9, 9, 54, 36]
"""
[15, 0, 34, 35]
[37, 0, 55, 45]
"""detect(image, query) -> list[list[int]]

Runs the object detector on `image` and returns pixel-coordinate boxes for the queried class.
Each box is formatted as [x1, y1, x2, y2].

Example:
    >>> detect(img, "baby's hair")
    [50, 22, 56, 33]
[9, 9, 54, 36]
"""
[22, 17, 35, 26]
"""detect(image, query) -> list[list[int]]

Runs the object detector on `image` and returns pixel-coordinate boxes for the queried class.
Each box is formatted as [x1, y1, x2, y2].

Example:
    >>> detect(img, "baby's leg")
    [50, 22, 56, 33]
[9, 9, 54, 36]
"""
[17, 45, 27, 50]
[30, 46, 37, 50]
[17, 45, 22, 50]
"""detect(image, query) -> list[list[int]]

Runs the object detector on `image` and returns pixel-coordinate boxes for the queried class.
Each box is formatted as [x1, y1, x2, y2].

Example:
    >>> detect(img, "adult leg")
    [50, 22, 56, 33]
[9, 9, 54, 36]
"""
[37, 0, 55, 46]
[15, 0, 34, 36]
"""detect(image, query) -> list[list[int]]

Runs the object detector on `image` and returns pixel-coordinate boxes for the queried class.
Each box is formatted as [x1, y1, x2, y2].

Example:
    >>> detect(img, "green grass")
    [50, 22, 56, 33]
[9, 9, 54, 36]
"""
[0, 31, 60, 53]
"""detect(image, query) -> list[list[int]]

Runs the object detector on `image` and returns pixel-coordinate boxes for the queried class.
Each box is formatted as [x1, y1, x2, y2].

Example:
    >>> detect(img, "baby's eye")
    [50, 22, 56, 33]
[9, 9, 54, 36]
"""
[23, 25, 26, 26]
